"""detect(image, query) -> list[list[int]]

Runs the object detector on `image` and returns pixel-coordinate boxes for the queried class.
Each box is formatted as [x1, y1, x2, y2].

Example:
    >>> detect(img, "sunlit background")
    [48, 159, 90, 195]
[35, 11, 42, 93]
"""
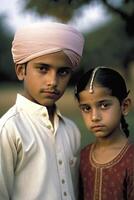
[1, 0, 110, 32]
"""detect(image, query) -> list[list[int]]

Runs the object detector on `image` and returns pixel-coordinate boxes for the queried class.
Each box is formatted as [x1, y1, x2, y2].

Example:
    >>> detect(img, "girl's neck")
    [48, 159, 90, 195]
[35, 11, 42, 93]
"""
[95, 129, 128, 149]
[92, 131, 129, 164]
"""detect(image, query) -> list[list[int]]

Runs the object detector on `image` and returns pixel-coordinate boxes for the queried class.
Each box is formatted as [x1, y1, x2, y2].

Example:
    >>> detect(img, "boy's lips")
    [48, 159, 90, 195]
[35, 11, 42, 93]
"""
[44, 91, 59, 95]
[40, 89, 60, 95]
[40, 89, 60, 98]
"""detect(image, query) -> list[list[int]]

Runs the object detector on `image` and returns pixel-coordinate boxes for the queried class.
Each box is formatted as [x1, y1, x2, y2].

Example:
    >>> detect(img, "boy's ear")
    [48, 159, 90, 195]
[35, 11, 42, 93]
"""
[121, 97, 131, 116]
[15, 64, 26, 80]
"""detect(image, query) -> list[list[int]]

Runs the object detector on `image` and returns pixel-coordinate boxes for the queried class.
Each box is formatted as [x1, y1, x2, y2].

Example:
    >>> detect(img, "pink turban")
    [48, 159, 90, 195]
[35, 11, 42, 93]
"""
[12, 22, 84, 68]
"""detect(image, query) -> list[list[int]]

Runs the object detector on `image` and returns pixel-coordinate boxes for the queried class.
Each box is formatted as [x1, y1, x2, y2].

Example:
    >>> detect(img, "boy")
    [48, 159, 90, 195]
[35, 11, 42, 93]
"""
[0, 22, 84, 200]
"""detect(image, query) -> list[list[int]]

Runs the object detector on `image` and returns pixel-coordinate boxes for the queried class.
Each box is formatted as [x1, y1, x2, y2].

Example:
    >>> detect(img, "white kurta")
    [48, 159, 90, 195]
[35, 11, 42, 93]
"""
[0, 94, 81, 200]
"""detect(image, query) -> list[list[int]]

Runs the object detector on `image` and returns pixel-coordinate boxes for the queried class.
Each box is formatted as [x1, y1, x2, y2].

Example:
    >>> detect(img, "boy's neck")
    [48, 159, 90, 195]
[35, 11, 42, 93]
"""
[47, 105, 56, 125]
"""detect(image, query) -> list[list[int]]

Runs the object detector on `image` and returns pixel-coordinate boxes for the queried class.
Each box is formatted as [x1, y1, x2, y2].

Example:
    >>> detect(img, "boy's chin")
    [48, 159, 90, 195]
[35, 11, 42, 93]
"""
[40, 100, 57, 107]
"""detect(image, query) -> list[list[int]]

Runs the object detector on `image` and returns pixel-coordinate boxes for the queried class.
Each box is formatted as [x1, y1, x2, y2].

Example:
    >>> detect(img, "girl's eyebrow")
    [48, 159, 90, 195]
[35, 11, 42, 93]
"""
[95, 99, 113, 106]
[79, 104, 89, 107]
[79, 99, 113, 106]
[98, 99, 113, 103]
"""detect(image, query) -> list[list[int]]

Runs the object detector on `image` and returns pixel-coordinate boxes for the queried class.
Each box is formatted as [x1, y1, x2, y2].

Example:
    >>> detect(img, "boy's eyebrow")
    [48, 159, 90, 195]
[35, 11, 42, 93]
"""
[34, 62, 72, 69]
[34, 63, 50, 67]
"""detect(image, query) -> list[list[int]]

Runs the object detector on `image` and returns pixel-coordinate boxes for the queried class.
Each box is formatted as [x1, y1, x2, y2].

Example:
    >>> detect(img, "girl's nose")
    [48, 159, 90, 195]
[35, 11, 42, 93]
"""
[91, 109, 101, 122]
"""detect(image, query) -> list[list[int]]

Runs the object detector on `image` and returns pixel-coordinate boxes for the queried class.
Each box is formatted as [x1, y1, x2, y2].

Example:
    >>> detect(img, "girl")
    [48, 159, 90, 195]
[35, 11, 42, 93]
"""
[75, 66, 134, 200]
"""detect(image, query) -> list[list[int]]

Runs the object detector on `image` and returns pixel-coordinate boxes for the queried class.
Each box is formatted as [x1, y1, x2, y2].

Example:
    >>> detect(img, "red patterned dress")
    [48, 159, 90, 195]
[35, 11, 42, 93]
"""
[80, 142, 134, 200]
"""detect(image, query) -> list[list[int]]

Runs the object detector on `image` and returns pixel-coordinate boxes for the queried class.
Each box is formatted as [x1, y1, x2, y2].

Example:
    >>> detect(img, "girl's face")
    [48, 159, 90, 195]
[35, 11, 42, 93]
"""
[78, 84, 127, 139]
[16, 51, 73, 106]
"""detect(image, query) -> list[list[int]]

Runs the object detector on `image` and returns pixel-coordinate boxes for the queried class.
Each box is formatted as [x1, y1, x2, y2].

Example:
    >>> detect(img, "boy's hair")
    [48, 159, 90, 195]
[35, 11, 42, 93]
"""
[75, 66, 130, 137]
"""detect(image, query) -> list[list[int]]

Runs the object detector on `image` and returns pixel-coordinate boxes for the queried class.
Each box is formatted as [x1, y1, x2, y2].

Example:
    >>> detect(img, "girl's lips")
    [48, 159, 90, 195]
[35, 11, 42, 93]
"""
[91, 125, 106, 131]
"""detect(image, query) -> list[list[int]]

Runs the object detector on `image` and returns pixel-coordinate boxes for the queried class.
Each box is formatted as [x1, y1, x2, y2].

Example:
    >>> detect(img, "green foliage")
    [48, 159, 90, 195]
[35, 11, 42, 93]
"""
[23, 0, 92, 21]
[0, 15, 15, 81]
[80, 16, 134, 71]
[22, 0, 134, 36]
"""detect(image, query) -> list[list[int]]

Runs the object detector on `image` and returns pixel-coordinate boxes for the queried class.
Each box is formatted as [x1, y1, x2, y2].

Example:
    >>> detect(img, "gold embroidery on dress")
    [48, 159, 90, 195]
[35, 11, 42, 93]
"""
[89, 142, 130, 200]
[93, 168, 103, 200]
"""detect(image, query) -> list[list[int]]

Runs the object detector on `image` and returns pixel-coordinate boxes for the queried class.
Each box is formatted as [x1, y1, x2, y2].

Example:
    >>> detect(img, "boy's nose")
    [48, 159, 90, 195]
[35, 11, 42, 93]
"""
[46, 71, 57, 87]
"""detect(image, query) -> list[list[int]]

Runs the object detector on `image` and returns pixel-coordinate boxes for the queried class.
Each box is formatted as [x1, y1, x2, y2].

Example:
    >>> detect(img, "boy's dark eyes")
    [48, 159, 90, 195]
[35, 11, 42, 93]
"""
[58, 68, 72, 76]
[38, 65, 48, 72]
[35, 65, 72, 76]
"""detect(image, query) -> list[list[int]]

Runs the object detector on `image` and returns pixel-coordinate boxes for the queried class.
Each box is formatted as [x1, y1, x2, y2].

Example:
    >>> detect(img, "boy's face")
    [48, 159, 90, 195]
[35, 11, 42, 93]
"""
[16, 51, 73, 106]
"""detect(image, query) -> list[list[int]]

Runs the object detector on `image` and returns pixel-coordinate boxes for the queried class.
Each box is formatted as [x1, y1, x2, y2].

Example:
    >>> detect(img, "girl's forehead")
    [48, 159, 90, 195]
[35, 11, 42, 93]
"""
[85, 83, 110, 93]
[79, 85, 112, 102]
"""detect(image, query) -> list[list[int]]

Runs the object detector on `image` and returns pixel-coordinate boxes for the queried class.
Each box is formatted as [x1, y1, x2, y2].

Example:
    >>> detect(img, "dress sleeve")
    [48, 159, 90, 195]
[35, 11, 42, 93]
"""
[127, 151, 134, 200]
[0, 126, 17, 199]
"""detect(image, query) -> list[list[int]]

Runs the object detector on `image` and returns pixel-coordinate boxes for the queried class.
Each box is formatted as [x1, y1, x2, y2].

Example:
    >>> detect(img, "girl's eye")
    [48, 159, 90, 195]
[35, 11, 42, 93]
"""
[100, 102, 110, 109]
[80, 105, 91, 113]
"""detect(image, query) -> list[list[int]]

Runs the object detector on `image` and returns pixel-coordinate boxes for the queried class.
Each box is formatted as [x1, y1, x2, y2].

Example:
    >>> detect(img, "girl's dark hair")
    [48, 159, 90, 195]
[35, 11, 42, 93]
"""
[75, 67, 130, 137]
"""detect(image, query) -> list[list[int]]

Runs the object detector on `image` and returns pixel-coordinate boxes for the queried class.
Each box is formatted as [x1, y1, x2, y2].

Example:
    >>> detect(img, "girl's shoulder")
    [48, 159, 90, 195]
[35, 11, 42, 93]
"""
[123, 141, 134, 162]
[128, 140, 134, 151]
[80, 143, 93, 156]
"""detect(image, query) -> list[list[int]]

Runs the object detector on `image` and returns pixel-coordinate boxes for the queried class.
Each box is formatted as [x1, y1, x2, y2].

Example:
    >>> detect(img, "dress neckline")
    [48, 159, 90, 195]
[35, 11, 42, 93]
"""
[90, 141, 130, 168]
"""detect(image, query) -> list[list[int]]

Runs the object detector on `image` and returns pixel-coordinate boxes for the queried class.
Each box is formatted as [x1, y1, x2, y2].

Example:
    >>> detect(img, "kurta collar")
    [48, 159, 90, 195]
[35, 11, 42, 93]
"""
[16, 93, 63, 120]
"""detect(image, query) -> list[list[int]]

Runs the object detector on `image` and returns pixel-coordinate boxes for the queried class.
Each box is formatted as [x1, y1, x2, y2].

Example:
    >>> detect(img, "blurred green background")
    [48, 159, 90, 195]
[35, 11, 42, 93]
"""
[0, 0, 134, 148]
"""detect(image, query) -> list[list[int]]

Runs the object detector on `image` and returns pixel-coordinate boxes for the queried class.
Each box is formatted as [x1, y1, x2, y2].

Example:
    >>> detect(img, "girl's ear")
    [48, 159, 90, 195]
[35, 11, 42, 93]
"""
[121, 98, 131, 116]
[15, 64, 26, 80]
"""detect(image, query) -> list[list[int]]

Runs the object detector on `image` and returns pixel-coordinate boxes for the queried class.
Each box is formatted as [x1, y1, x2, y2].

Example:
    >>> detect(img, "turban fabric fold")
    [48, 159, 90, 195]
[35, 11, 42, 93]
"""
[12, 22, 84, 68]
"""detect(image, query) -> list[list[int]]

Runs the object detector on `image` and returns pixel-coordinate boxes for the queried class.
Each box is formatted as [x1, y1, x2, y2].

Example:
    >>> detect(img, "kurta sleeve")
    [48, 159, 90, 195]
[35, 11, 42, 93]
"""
[78, 170, 84, 200]
[63, 117, 81, 200]
[0, 126, 17, 199]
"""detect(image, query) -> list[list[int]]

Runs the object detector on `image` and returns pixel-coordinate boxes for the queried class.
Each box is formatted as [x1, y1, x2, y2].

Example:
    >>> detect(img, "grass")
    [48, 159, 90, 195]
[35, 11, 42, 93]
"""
[0, 83, 134, 148]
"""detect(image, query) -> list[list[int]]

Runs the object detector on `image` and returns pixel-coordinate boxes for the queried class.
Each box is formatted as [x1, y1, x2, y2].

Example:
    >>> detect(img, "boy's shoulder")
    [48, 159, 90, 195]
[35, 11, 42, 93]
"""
[61, 115, 81, 136]
[61, 116, 81, 151]
[62, 116, 78, 128]
[0, 105, 18, 130]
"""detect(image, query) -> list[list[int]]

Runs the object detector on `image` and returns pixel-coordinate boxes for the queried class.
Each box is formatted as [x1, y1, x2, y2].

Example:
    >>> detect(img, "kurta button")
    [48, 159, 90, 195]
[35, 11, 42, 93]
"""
[64, 192, 67, 196]
[59, 160, 62, 165]
[47, 125, 51, 129]
[69, 159, 74, 165]
[62, 179, 65, 184]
